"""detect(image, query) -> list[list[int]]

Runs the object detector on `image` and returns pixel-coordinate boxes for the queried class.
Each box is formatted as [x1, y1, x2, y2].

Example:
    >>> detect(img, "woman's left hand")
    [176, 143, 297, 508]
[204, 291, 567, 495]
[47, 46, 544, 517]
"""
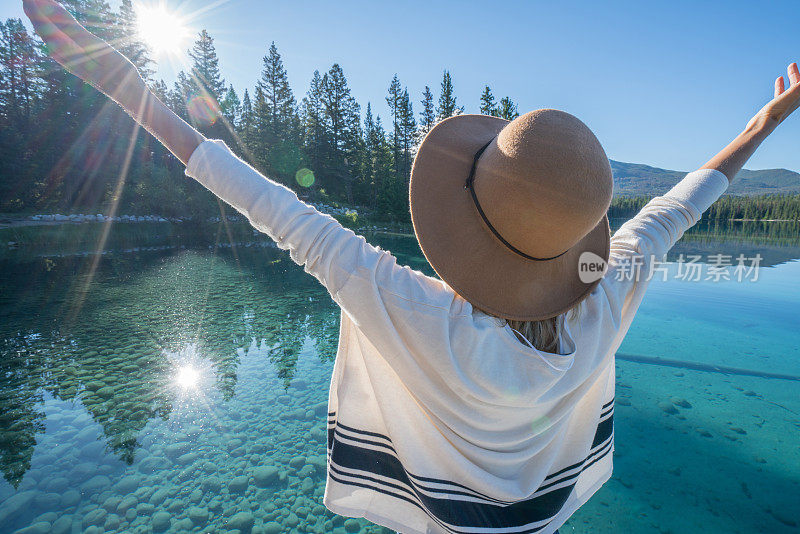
[746, 62, 800, 134]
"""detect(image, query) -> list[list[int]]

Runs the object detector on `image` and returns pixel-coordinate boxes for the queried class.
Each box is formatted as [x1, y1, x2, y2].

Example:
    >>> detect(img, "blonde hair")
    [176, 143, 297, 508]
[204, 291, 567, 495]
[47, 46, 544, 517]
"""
[478, 303, 582, 354]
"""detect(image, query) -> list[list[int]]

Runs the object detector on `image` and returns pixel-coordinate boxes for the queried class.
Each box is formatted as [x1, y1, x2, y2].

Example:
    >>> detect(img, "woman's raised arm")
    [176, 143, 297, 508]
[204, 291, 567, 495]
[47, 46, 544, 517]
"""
[23, 0, 205, 164]
[700, 62, 800, 182]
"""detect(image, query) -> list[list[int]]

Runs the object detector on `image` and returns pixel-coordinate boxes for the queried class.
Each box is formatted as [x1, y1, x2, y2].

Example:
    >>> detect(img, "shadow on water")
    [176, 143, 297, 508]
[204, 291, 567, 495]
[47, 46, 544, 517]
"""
[0, 217, 798, 519]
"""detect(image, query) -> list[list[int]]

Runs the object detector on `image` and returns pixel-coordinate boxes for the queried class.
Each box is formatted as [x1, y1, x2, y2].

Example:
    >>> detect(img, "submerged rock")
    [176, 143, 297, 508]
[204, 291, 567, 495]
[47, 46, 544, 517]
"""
[60, 490, 81, 508]
[253, 466, 279, 487]
[177, 452, 199, 465]
[44, 477, 70, 493]
[344, 518, 362, 533]
[33, 492, 60, 509]
[297, 465, 315, 478]
[148, 488, 169, 506]
[13, 521, 51, 534]
[202, 476, 222, 492]
[139, 456, 169, 474]
[51, 516, 73, 534]
[81, 507, 107, 528]
[188, 506, 209, 525]
[82, 475, 111, 493]
[658, 401, 678, 415]
[151, 511, 172, 532]
[227, 511, 255, 532]
[300, 477, 315, 494]
[670, 397, 692, 409]
[164, 442, 192, 459]
[229, 475, 250, 493]
[115, 495, 138, 514]
[767, 507, 797, 527]
[285, 512, 300, 527]
[103, 513, 121, 530]
[313, 402, 329, 417]
[113, 474, 141, 493]
[102, 496, 121, 512]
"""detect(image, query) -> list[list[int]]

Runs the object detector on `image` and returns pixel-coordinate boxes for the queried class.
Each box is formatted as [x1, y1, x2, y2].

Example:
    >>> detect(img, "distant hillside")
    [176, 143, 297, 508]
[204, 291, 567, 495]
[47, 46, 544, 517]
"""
[610, 160, 800, 196]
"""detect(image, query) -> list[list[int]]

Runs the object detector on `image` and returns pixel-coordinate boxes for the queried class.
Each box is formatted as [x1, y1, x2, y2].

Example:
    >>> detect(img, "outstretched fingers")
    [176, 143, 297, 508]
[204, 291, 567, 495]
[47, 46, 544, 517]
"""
[28, 0, 111, 62]
[783, 62, 800, 100]
[37, 0, 115, 60]
[24, 1, 95, 79]
[788, 62, 800, 86]
[775, 76, 784, 98]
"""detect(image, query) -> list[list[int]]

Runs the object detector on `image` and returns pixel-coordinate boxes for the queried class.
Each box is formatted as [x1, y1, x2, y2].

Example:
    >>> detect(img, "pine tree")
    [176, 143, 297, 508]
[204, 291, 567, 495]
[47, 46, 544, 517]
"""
[361, 105, 398, 215]
[497, 96, 519, 120]
[149, 79, 169, 102]
[221, 85, 241, 126]
[418, 85, 435, 136]
[254, 41, 300, 174]
[361, 102, 378, 206]
[239, 88, 254, 147]
[399, 88, 416, 178]
[256, 43, 298, 136]
[374, 115, 406, 219]
[188, 30, 226, 101]
[0, 19, 40, 127]
[169, 71, 192, 119]
[436, 70, 463, 120]
[115, 0, 153, 81]
[62, 0, 117, 42]
[301, 70, 327, 184]
[385, 74, 403, 179]
[0, 18, 44, 210]
[320, 64, 361, 202]
[479, 85, 497, 116]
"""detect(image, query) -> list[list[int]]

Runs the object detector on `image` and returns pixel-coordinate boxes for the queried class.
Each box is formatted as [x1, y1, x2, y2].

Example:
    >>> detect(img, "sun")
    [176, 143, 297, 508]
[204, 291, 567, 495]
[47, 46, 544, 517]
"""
[135, 4, 190, 57]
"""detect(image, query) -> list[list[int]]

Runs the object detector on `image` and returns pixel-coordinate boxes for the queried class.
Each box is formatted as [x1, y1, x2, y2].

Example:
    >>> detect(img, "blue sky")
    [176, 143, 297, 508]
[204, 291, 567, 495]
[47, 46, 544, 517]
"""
[4, 0, 800, 172]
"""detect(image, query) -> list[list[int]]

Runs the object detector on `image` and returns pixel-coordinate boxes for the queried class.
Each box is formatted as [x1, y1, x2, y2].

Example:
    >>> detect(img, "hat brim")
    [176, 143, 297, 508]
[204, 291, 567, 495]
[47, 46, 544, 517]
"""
[410, 114, 610, 321]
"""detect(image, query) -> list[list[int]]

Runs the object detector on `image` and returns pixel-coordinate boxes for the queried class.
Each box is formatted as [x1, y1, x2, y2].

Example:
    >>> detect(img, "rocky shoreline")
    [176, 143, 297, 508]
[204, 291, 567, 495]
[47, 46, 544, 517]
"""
[0, 203, 361, 229]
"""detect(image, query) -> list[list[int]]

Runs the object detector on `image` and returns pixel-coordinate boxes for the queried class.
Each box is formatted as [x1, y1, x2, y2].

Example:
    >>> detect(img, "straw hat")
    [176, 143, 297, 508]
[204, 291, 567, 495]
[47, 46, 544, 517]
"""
[409, 109, 613, 321]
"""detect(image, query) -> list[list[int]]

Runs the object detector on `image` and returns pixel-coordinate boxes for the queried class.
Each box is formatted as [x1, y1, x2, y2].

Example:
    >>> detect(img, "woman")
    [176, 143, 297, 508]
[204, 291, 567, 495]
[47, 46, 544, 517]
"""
[23, 1, 800, 533]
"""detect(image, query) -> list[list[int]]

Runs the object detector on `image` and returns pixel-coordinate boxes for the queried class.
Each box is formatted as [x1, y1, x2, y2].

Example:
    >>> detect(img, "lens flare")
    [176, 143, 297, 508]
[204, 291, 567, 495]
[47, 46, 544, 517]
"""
[187, 95, 220, 126]
[295, 168, 315, 188]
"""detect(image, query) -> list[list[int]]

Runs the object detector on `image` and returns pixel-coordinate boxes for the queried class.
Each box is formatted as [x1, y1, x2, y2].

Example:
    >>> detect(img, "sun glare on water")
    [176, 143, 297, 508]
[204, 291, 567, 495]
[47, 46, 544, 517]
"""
[135, 4, 190, 57]
[174, 364, 201, 389]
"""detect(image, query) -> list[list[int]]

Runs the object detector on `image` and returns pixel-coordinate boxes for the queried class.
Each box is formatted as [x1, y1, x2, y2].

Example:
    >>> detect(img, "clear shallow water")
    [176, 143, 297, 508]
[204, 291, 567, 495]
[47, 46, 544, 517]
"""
[0, 220, 798, 534]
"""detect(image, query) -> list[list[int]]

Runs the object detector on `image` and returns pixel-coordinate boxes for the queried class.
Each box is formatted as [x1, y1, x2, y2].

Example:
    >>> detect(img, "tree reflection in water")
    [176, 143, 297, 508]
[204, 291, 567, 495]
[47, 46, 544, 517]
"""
[0, 222, 341, 487]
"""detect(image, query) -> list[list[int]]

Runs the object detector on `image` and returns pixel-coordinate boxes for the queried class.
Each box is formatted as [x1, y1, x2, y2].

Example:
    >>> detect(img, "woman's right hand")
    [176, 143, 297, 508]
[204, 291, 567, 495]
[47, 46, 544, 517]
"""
[23, 0, 147, 107]
[24, 0, 205, 164]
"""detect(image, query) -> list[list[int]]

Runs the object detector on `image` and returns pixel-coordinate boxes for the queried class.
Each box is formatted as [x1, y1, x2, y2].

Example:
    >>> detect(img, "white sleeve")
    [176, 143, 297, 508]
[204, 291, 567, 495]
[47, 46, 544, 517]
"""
[608, 168, 729, 261]
[184, 139, 454, 348]
[593, 168, 729, 346]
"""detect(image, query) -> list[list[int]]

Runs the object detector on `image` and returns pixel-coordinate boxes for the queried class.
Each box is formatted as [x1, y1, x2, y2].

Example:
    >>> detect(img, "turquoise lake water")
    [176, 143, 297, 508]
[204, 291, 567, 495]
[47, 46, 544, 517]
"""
[0, 220, 798, 533]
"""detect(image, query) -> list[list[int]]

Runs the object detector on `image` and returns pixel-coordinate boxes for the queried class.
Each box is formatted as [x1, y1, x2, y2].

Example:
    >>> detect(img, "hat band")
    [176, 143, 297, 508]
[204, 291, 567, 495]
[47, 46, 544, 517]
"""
[464, 140, 569, 262]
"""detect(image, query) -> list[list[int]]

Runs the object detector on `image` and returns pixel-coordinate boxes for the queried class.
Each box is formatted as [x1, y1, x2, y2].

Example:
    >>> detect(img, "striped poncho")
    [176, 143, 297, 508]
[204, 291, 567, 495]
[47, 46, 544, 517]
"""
[185, 139, 728, 534]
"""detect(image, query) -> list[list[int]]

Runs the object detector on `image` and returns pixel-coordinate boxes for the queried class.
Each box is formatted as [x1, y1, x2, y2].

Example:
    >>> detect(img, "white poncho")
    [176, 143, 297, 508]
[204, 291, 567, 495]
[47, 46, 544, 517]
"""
[185, 139, 728, 534]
